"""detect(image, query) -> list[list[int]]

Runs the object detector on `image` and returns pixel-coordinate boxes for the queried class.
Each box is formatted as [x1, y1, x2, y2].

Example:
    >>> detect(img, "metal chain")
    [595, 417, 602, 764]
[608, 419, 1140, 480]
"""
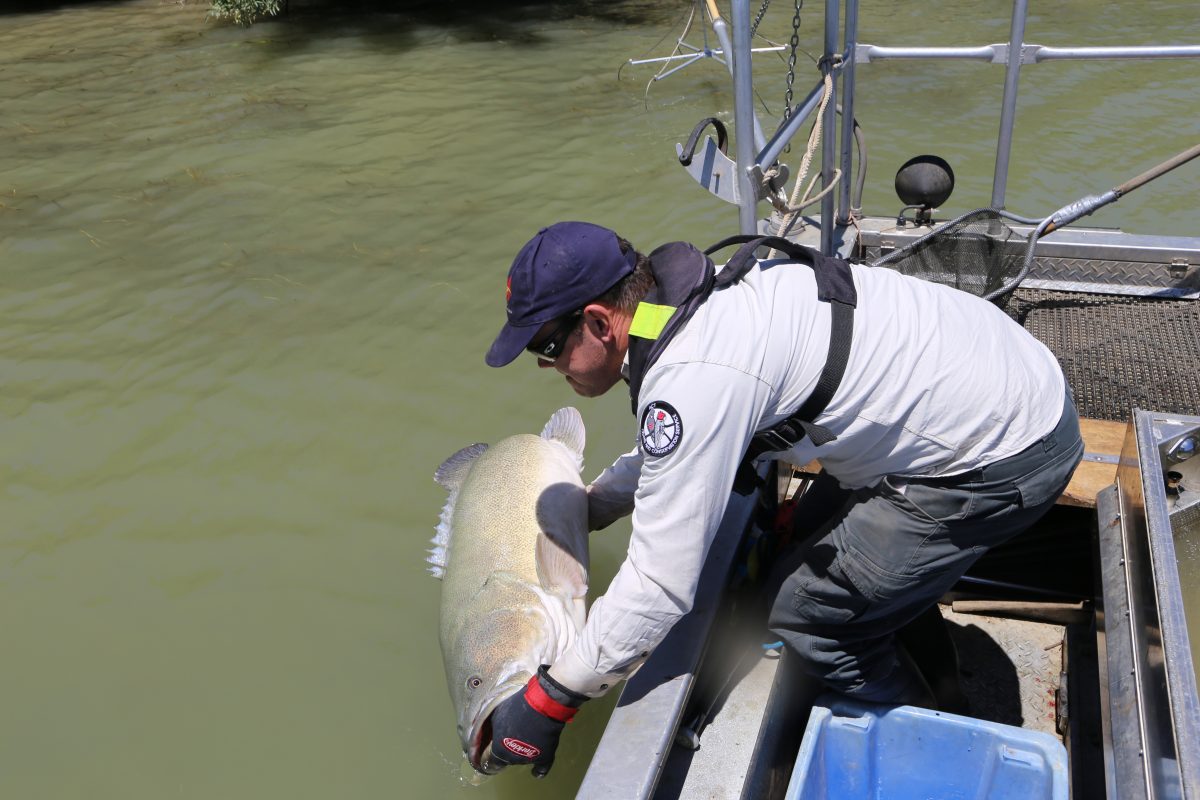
[749, 0, 772, 37]
[782, 0, 804, 121]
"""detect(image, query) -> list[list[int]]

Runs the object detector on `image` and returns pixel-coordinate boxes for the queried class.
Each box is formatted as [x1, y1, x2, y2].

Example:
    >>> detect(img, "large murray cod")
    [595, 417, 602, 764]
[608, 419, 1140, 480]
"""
[429, 407, 590, 773]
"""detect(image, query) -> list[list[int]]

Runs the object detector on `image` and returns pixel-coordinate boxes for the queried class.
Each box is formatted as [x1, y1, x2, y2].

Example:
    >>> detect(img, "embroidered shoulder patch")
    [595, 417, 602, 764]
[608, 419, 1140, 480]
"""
[639, 401, 683, 456]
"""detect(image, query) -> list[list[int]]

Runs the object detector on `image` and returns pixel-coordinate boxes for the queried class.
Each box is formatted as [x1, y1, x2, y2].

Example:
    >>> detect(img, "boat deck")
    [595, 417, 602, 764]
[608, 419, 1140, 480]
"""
[647, 494, 1097, 799]
[1007, 287, 1200, 422]
[652, 605, 1070, 800]
[941, 606, 1062, 736]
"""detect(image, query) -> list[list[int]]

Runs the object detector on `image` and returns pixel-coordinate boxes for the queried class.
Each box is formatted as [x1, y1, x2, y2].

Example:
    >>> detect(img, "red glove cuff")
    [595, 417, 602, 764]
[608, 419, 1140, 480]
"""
[524, 675, 580, 723]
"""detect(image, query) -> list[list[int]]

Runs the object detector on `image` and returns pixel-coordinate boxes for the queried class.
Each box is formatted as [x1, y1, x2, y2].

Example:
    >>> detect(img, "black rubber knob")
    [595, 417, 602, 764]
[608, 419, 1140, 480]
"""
[895, 155, 955, 209]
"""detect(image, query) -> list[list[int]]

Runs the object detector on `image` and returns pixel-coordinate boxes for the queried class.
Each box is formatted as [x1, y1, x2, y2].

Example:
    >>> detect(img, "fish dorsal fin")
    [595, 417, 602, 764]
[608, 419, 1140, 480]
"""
[434, 443, 488, 491]
[428, 443, 488, 580]
[540, 407, 585, 471]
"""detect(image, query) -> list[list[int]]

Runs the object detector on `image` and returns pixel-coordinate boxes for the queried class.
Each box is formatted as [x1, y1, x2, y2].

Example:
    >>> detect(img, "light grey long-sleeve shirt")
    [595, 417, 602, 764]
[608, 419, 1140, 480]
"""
[551, 257, 1065, 695]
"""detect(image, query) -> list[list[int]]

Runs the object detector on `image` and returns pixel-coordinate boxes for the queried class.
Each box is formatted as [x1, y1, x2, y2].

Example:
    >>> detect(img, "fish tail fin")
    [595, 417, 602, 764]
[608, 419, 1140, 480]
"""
[429, 443, 488, 580]
[540, 407, 585, 471]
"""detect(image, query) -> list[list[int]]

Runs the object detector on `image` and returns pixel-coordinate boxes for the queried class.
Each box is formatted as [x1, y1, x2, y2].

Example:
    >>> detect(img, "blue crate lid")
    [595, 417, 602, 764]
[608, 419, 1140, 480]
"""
[785, 694, 1069, 800]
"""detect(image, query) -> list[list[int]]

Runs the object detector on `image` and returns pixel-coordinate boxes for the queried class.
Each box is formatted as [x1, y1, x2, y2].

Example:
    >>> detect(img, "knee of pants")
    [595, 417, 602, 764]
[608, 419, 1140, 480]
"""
[766, 620, 895, 692]
[767, 541, 873, 632]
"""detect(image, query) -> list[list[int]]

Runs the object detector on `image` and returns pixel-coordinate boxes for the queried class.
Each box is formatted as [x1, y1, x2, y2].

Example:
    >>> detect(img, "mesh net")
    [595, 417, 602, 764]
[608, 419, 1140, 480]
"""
[871, 209, 1026, 303]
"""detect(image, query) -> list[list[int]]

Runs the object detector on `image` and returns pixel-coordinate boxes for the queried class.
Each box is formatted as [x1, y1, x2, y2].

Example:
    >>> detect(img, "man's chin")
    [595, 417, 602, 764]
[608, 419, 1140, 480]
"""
[566, 377, 607, 398]
[565, 369, 622, 398]
[566, 377, 594, 397]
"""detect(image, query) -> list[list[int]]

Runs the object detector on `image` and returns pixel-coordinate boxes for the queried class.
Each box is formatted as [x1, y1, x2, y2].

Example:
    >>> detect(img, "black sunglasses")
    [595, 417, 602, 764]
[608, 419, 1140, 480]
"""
[526, 310, 583, 363]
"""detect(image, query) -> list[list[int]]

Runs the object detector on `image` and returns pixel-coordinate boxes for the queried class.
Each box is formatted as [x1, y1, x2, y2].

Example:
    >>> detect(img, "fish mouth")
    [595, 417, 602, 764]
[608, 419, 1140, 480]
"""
[465, 694, 509, 774]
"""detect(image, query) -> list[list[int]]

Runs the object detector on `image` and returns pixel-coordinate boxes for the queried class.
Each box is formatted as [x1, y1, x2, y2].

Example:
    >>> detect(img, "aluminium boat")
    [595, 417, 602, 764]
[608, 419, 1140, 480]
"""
[579, 2, 1200, 798]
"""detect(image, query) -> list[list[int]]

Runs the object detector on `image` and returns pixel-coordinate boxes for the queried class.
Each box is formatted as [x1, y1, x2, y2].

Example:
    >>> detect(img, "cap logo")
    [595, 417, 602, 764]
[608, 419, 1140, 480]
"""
[505, 276, 512, 303]
[640, 401, 683, 456]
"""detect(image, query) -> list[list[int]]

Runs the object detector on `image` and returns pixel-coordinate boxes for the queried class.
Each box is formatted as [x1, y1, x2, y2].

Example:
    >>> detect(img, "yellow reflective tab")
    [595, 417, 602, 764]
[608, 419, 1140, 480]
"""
[629, 302, 676, 340]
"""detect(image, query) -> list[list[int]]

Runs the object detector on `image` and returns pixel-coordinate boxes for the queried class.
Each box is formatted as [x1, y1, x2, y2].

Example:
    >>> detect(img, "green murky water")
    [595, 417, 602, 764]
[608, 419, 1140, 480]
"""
[1, 1, 1197, 797]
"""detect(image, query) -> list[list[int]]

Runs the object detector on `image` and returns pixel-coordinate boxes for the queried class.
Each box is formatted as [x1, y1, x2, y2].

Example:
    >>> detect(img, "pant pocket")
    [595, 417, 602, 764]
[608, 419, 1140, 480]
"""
[1015, 436, 1084, 508]
[784, 549, 872, 626]
[881, 476, 975, 525]
[839, 535, 961, 606]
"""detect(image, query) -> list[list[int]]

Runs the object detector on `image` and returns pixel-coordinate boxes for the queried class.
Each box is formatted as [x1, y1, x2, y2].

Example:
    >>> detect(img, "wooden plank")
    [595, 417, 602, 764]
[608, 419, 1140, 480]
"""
[786, 417, 1128, 509]
[1059, 417, 1127, 508]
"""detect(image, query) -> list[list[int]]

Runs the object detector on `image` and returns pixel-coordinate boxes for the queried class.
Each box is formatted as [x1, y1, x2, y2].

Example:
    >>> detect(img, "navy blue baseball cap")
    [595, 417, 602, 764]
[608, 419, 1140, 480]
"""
[485, 221, 637, 367]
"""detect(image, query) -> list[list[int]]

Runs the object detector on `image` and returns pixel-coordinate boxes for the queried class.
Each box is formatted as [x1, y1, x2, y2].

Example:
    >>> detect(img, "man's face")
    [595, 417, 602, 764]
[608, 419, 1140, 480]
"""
[529, 308, 625, 398]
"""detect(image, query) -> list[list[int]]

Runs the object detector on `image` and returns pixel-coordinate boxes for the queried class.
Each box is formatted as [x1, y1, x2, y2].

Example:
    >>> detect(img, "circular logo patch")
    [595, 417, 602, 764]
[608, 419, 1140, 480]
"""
[640, 401, 683, 456]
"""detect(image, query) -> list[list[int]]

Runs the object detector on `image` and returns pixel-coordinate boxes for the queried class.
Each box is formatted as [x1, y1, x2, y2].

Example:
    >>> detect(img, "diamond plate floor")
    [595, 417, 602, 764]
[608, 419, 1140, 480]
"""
[1007, 289, 1200, 422]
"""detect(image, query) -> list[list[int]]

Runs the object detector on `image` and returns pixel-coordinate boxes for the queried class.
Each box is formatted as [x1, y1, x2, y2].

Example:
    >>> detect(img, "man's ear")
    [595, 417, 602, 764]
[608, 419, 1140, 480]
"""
[582, 303, 615, 342]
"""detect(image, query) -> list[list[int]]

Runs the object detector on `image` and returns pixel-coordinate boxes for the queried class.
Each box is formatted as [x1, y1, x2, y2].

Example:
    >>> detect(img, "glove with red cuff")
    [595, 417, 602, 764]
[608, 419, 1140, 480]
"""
[486, 665, 588, 778]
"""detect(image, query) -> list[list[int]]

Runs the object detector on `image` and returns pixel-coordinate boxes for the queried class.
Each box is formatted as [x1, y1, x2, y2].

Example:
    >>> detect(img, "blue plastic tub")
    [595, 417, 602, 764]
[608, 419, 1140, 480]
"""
[784, 695, 1069, 800]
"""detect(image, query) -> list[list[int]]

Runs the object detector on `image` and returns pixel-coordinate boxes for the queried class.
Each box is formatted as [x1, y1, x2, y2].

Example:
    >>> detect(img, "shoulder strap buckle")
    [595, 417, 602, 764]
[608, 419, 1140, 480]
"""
[753, 428, 796, 452]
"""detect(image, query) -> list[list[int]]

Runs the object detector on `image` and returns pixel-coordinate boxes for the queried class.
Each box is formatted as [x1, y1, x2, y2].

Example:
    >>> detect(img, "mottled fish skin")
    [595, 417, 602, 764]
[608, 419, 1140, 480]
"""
[430, 408, 589, 772]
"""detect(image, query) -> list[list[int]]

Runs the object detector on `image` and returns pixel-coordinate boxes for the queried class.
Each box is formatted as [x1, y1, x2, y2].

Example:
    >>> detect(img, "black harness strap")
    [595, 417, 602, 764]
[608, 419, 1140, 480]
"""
[626, 242, 716, 413]
[703, 235, 858, 495]
[705, 234, 858, 305]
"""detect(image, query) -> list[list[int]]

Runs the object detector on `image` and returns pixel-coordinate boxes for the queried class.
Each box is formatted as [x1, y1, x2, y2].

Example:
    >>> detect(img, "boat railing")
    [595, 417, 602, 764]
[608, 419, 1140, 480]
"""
[725, 0, 1200, 251]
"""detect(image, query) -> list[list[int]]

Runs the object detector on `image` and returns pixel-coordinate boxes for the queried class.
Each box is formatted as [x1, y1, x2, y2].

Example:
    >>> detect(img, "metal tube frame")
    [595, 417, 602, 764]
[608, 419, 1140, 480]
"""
[708, 6, 769, 153]
[731, 0, 759, 235]
[755, 80, 836, 174]
[837, 0, 860, 225]
[854, 43, 1200, 64]
[991, 0, 1029, 209]
[819, 0, 840, 254]
[727, 0, 1200, 248]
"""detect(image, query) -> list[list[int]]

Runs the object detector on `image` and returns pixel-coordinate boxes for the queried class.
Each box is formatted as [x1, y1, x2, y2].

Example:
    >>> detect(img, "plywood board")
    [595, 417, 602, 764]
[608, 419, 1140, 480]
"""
[1059, 417, 1127, 508]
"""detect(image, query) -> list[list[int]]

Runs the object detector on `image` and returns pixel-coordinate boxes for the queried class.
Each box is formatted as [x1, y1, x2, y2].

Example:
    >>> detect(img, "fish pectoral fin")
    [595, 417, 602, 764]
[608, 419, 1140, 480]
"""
[540, 407, 585, 470]
[535, 531, 589, 599]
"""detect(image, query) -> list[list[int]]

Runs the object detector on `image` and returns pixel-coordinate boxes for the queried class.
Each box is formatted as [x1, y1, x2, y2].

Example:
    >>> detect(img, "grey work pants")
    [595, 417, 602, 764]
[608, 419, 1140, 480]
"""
[767, 390, 1084, 705]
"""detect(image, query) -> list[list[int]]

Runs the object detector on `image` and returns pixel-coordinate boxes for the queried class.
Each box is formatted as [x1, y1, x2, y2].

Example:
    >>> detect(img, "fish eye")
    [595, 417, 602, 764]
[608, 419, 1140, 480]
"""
[467, 676, 482, 689]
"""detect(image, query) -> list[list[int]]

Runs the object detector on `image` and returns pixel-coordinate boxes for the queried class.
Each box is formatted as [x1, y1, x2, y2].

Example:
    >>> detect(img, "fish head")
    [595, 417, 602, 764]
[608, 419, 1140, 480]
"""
[446, 603, 557, 772]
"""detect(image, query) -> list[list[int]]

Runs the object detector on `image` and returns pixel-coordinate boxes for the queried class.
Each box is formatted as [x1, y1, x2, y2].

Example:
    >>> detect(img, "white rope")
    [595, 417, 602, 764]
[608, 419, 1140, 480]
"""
[767, 71, 842, 258]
